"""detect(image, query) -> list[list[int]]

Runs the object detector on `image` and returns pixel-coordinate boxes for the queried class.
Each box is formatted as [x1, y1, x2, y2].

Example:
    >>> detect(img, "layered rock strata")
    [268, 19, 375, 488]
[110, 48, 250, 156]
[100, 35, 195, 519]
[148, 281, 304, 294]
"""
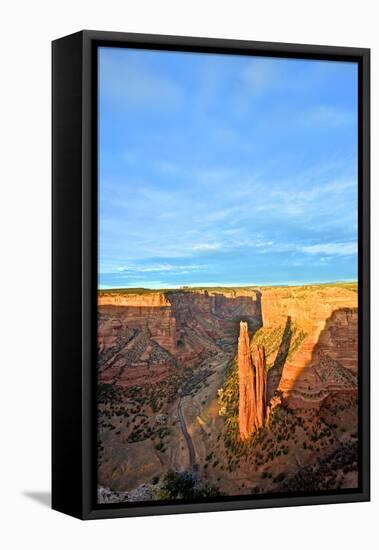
[98, 290, 262, 388]
[261, 286, 358, 409]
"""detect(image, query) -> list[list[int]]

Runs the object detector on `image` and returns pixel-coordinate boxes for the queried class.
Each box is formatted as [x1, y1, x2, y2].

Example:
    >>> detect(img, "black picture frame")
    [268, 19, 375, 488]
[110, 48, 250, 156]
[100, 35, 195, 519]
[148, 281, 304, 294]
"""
[52, 30, 370, 520]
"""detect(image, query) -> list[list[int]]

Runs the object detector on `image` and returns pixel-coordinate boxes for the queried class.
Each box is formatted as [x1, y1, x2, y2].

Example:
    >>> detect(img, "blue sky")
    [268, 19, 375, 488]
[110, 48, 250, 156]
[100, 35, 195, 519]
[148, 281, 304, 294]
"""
[98, 47, 358, 289]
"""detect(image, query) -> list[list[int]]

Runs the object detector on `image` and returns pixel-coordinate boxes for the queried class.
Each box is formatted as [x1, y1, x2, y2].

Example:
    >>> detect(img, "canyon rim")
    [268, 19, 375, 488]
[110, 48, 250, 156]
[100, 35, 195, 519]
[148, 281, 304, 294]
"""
[97, 283, 358, 503]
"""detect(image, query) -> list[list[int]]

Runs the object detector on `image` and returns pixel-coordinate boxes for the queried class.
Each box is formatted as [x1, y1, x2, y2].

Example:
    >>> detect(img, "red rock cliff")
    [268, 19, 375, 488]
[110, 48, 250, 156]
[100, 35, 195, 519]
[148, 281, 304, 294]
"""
[98, 290, 262, 388]
[238, 322, 267, 440]
[260, 285, 357, 408]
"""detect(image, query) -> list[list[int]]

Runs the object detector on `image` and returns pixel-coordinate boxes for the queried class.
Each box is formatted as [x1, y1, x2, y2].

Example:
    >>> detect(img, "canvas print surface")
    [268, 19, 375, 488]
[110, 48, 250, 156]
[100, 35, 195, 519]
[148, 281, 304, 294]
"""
[97, 47, 359, 504]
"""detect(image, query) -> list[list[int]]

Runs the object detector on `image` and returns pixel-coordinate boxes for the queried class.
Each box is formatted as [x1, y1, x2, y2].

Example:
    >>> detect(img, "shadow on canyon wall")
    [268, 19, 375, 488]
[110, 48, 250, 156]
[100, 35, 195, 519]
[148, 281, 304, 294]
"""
[99, 294, 358, 400]
[311, 307, 358, 369]
[233, 290, 262, 336]
[267, 315, 292, 401]
[167, 290, 262, 324]
[99, 290, 263, 351]
[277, 307, 358, 396]
[98, 291, 264, 388]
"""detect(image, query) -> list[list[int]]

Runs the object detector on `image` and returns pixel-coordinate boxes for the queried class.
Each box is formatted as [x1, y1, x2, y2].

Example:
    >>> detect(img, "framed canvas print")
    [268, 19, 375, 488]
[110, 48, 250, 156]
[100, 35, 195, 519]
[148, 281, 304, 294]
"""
[52, 30, 370, 520]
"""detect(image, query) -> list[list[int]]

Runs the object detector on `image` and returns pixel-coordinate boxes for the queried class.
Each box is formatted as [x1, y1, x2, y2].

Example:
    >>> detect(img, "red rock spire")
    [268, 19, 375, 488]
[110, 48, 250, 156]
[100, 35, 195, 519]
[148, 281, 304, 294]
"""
[238, 321, 267, 440]
[238, 322, 257, 440]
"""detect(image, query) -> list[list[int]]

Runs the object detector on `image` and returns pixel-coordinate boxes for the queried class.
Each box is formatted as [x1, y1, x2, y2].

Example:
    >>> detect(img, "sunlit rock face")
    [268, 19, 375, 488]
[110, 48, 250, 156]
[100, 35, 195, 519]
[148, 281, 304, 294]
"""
[238, 322, 257, 441]
[98, 290, 262, 388]
[260, 286, 358, 409]
[97, 285, 359, 496]
[238, 322, 267, 440]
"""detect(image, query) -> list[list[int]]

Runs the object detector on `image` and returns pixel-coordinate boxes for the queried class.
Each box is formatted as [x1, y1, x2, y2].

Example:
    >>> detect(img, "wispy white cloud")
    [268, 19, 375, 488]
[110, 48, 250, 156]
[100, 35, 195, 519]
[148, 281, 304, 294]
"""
[192, 243, 222, 252]
[116, 263, 206, 274]
[301, 242, 357, 256]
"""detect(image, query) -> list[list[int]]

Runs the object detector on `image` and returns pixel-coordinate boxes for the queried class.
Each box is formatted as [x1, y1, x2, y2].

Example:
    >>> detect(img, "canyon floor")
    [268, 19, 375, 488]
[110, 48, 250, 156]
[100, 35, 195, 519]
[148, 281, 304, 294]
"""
[97, 282, 358, 503]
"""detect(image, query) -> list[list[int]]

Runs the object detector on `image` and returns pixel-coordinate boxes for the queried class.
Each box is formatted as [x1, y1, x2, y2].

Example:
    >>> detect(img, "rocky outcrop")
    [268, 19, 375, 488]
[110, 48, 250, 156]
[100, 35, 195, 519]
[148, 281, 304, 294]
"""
[238, 322, 267, 440]
[97, 484, 154, 504]
[238, 322, 257, 440]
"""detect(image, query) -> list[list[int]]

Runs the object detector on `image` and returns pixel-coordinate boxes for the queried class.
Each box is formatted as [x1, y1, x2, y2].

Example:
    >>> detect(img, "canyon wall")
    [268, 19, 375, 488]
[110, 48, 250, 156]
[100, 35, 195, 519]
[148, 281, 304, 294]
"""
[98, 292, 170, 308]
[98, 289, 262, 388]
[98, 285, 357, 412]
[260, 285, 358, 409]
[99, 303, 177, 356]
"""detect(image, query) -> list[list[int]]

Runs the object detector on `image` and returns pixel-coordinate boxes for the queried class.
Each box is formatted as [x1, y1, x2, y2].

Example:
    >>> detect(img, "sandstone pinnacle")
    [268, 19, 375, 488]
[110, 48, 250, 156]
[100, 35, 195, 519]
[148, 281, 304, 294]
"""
[238, 321, 267, 440]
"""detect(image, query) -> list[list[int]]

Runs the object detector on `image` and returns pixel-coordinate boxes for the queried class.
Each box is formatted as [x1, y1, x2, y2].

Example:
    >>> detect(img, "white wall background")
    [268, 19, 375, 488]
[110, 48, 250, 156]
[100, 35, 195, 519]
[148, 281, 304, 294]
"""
[0, 1, 376, 548]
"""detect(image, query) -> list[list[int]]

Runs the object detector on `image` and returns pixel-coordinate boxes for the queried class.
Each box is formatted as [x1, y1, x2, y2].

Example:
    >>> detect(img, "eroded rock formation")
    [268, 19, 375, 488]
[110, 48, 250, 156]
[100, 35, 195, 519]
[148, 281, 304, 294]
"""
[98, 285, 359, 496]
[261, 286, 358, 409]
[238, 322, 257, 440]
[98, 290, 262, 388]
[238, 321, 267, 440]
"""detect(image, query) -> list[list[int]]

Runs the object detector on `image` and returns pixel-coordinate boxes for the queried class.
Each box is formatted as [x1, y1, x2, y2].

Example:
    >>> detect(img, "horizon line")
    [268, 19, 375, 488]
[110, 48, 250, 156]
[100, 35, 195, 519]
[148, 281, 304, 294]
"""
[98, 279, 358, 291]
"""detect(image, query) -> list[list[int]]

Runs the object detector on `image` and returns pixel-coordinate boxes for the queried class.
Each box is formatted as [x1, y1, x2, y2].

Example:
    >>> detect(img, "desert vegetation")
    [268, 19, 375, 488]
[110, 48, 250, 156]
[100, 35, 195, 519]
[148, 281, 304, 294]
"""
[97, 283, 358, 501]
[153, 470, 221, 500]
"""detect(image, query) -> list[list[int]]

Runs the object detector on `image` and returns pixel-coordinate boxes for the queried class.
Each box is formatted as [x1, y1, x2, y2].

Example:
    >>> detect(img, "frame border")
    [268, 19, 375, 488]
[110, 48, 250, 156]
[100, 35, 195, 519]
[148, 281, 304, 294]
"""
[52, 30, 370, 520]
